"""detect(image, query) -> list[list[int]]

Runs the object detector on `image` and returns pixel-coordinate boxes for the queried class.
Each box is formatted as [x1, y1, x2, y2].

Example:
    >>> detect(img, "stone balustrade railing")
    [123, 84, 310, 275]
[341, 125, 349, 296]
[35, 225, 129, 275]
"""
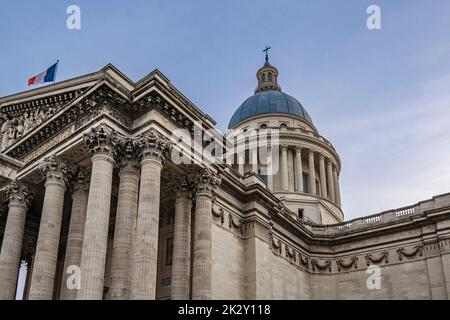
[304, 204, 419, 236]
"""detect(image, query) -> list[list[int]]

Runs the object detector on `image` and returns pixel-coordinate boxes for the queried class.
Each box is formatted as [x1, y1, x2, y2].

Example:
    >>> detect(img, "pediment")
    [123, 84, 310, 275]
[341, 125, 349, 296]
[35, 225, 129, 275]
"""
[0, 64, 217, 164]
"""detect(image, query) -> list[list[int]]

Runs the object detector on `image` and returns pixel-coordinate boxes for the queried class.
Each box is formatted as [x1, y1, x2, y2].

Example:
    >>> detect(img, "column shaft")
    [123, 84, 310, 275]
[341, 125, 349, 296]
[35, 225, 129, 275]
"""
[130, 157, 162, 299]
[192, 170, 221, 300]
[267, 146, 274, 190]
[281, 146, 289, 191]
[108, 164, 139, 300]
[333, 166, 341, 207]
[192, 193, 213, 300]
[77, 154, 114, 299]
[295, 147, 303, 192]
[170, 186, 192, 300]
[29, 162, 67, 300]
[319, 155, 327, 198]
[60, 180, 89, 300]
[0, 199, 29, 300]
[251, 147, 258, 173]
[327, 161, 336, 203]
[308, 150, 317, 195]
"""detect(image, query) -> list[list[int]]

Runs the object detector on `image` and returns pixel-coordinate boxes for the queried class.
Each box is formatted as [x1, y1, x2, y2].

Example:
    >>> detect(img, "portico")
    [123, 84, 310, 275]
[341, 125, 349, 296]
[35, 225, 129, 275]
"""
[0, 61, 449, 301]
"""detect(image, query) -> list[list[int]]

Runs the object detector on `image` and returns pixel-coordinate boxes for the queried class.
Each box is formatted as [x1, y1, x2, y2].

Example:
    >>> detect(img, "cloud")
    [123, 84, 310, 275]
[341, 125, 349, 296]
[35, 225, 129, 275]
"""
[335, 73, 450, 219]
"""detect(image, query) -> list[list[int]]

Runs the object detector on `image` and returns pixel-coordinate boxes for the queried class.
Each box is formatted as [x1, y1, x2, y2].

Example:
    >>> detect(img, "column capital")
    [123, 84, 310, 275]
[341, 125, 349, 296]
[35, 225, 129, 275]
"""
[84, 125, 119, 158]
[174, 178, 194, 201]
[319, 154, 325, 160]
[116, 137, 140, 169]
[294, 146, 302, 152]
[194, 168, 221, 197]
[6, 180, 34, 207]
[40, 155, 68, 186]
[136, 128, 172, 164]
[280, 144, 289, 151]
[68, 166, 90, 194]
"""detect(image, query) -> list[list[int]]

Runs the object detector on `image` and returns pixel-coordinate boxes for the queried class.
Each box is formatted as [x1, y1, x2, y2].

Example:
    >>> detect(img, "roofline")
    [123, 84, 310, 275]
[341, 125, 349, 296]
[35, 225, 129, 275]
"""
[0, 63, 217, 126]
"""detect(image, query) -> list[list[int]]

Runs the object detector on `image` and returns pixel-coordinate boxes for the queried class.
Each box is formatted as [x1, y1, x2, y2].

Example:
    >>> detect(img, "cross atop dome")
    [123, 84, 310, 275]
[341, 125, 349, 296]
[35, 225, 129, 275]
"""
[255, 46, 280, 93]
[263, 45, 271, 66]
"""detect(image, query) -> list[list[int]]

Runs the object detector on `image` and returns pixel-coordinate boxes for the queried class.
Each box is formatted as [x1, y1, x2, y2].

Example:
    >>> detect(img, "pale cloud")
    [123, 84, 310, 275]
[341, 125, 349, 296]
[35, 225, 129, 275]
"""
[335, 73, 450, 219]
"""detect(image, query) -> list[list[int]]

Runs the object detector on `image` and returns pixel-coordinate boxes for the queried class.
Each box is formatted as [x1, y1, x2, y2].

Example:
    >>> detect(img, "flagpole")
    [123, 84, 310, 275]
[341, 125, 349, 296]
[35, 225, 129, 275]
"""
[54, 60, 59, 84]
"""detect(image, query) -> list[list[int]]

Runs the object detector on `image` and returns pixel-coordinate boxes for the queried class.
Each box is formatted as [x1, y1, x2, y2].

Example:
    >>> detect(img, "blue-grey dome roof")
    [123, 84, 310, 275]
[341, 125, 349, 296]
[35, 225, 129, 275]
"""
[228, 90, 313, 129]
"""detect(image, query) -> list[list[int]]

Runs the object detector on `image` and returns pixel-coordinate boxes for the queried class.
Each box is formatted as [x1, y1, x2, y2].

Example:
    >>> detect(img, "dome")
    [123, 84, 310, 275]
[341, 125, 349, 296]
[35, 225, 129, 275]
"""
[228, 90, 313, 129]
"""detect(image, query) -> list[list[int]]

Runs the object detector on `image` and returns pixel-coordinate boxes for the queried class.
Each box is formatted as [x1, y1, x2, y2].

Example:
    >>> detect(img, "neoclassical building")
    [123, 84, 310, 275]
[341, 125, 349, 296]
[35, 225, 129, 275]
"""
[0, 56, 449, 300]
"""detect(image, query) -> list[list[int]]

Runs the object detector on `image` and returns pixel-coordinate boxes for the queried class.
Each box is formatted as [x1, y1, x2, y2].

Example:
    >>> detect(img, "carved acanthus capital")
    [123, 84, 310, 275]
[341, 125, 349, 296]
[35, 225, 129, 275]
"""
[136, 128, 172, 163]
[84, 125, 119, 158]
[115, 137, 140, 169]
[40, 155, 68, 185]
[174, 178, 194, 201]
[194, 168, 221, 197]
[6, 180, 34, 207]
[68, 166, 90, 193]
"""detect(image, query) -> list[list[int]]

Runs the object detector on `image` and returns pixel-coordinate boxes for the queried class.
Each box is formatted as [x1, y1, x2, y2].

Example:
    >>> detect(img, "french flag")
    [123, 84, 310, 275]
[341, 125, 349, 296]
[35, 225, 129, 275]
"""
[28, 61, 59, 86]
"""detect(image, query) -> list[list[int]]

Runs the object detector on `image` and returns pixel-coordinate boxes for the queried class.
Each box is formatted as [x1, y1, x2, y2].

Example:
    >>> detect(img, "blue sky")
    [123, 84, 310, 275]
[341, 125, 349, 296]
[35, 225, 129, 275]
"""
[1, 0, 450, 222]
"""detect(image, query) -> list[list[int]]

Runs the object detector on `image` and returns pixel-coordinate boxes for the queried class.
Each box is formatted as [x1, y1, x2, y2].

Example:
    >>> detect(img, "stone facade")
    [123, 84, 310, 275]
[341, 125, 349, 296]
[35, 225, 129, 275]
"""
[0, 62, 448, 300]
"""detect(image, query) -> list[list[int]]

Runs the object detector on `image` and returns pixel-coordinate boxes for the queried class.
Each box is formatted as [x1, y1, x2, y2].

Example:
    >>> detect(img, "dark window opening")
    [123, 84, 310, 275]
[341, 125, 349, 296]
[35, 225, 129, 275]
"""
[298, 209, 304, 220]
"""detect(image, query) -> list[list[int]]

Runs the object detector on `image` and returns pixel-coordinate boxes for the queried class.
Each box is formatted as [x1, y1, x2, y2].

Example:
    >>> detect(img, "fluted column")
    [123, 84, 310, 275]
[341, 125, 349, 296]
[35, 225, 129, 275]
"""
[170, 179, 193, 300]
[251, 147, 258, 173]
[308, 150, 316, 195]
[60, 168, 89, 300]
[192, 169, 221, 300]
[130, 129, 171, 300]
[333, 165, 341, 207]
[238, 151, 245, 175]
[319, 155, 327, 198]
[77, 125, 117, 300]
[267, 145, 274, 190]
[108, 139, 140, 300]
[295, 147, 303, 192]
[0, 181, 33, 300]
[281, 145, 289, 191]
[326, 160, 336, 203]
[29, 156, 68, 300]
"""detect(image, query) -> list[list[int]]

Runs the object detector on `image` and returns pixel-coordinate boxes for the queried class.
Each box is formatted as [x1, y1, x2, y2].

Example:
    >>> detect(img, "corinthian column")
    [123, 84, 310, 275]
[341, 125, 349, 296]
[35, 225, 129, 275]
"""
[319, 155, 327, 198]
[108, 138, 140, 300]
[333, 165, 342, 207]
[295, 147, 303, 192]
[308, 150, 317, 195]
[281, 145, 289, 191]
[192, 169, 221, 300]
[170, 179, 193, 300]
[327, 160, 336, 203]
[60, 168, 89, 300]
[130, 128, 171, 300]
[267, 145, 274, 190]
[77, 125, 117, 300]
[29, 156, 68, 300]
[0, 181, 33, 300]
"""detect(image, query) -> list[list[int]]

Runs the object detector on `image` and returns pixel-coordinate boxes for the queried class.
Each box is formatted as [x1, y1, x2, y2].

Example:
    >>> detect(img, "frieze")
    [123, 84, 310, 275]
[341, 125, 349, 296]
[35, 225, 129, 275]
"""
[299, 253, 309, 270]
[365, 251, 389, 266]
[311, 259, 332, 272]
[336, 256, 358, 272]
[19, 125, 74, 163]
[228, 213, 242, 234]
[270, 233, 283, 254]
[212, 207, 225, 225]
[285, 244, 297, 262]
[397, 244, 423, 261]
